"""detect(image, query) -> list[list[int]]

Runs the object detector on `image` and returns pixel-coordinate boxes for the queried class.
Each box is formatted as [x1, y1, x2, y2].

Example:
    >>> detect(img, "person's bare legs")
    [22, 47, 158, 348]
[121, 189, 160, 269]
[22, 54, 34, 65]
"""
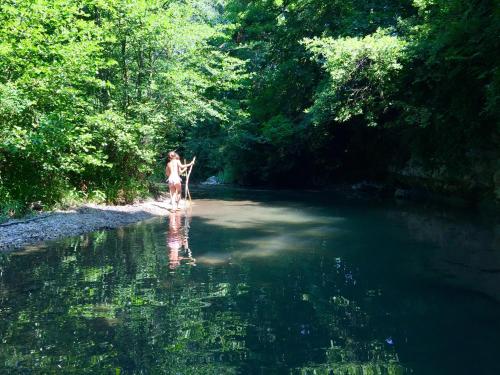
[176, 183, 183, 207]
[173, 182, 182, 210]
[169, 183, 177, 210]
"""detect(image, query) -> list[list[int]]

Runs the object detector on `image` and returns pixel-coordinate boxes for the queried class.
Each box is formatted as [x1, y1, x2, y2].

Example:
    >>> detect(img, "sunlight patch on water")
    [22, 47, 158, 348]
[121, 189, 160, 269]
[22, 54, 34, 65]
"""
[192, 199, 346, 264]
[196, 252, 231, 265]
[192, 199, 344, 229]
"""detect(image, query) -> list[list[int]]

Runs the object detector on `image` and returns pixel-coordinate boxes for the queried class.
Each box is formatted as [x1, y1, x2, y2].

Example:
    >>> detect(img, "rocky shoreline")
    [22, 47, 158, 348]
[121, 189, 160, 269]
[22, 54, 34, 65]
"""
[0, 197, 178, 251]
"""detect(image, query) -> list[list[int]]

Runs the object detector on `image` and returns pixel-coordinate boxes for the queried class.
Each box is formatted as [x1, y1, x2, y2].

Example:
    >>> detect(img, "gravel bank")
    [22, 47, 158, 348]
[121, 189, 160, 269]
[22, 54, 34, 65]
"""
[0, 198, 178, 251]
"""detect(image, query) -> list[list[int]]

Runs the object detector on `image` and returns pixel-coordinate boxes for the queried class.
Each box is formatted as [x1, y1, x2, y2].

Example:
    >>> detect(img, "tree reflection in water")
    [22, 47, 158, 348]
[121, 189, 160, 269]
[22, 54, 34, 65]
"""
[0, 198, 417, 374]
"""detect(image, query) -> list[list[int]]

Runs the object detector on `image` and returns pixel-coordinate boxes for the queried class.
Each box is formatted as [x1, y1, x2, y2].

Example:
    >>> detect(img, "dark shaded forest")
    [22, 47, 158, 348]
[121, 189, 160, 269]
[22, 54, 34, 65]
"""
[1, 0, 499, 216]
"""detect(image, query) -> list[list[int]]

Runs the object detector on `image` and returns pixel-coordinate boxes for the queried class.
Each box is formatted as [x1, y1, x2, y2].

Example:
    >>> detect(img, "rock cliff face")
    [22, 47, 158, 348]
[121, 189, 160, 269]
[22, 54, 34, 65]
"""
[390, 155, 500, 206]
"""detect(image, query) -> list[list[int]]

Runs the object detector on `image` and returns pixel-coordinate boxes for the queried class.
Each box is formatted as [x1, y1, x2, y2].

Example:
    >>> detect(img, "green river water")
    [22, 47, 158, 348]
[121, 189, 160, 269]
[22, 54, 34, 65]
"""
[1, 188, 499, 374]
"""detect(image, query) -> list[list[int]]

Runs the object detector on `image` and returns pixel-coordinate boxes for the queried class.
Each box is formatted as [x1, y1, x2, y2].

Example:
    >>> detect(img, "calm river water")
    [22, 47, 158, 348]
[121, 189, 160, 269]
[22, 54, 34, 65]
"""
[1, 187, 499, 374]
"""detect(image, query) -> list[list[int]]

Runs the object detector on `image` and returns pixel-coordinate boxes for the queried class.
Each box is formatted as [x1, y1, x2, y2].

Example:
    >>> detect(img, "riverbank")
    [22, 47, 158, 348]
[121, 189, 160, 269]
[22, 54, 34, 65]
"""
[0, 196, 179, 251]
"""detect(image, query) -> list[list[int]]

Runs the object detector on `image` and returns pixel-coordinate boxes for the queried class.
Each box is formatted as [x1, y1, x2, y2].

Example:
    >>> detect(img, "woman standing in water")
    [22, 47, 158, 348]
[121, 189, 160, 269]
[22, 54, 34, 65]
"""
[165, 151, 194, 211]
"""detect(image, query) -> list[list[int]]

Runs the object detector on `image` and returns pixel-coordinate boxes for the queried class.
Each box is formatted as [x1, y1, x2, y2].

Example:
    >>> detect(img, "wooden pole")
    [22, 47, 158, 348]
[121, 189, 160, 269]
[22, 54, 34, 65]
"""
[184, 157, 196, 208]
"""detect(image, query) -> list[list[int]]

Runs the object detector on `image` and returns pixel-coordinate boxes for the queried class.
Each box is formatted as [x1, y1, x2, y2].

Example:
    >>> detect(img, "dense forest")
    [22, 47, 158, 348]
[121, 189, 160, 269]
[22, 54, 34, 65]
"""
[1, 0, 499, 216]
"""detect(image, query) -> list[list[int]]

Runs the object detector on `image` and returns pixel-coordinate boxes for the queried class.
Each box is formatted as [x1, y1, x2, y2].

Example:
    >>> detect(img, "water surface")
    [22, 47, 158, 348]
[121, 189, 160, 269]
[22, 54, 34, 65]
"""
[1, 188, 499, 374]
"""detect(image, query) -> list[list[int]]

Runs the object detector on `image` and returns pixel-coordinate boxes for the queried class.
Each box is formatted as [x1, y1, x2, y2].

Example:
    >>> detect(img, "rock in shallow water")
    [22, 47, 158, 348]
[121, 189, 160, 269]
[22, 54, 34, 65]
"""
[201, 176, 221, 185]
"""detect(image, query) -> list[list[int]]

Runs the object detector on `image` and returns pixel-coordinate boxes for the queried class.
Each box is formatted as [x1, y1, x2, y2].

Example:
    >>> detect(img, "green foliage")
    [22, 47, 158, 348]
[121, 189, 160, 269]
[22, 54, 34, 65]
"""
[0, 0, 498, 205]
[211, 0, 498, 195]
[0, 0, 248, 213]
[303, 29, 408, 126]
[402, 0, 500, 164]
[204, 0, 416, 184]
[261, 115, 296, 147]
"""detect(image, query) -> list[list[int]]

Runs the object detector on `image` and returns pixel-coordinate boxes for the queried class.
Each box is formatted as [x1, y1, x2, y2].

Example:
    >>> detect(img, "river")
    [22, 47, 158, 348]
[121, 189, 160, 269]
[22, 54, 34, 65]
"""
[1, 187, 499, 374]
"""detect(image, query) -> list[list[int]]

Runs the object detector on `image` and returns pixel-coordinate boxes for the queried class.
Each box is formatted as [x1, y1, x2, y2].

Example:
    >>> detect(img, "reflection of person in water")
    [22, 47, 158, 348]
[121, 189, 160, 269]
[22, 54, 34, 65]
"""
[167, 211, 195, 269]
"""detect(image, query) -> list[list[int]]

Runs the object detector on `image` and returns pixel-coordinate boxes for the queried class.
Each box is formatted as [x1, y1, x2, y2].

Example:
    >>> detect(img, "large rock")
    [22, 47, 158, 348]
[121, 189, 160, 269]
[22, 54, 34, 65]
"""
[201, 176, 221, 185]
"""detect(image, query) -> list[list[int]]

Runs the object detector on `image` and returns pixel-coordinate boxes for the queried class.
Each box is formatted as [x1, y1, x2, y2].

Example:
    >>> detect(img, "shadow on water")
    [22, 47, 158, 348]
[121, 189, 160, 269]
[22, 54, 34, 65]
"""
[0, 187, 499, 374]
[385, 205, 500, 301]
